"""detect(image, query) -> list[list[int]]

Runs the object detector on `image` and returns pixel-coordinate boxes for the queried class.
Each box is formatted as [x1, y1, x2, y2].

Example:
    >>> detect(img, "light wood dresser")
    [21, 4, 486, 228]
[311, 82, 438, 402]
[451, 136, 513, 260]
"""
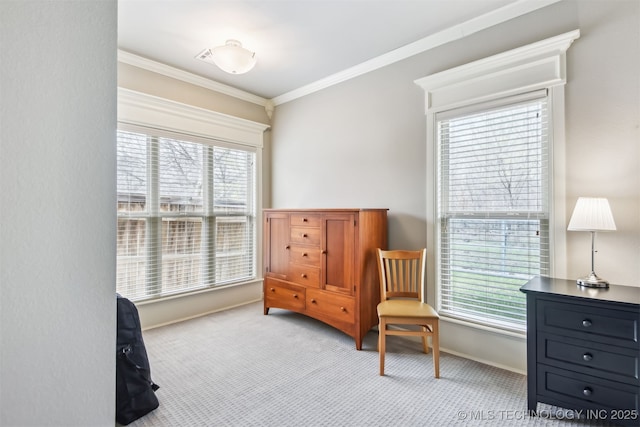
[263, 208, 388, 350]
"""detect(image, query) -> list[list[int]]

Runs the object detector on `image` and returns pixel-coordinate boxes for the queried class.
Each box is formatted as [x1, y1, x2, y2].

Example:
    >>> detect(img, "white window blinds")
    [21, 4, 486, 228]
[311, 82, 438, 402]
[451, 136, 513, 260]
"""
[436, 93, 550, 330]
[117, 129, 256, 301]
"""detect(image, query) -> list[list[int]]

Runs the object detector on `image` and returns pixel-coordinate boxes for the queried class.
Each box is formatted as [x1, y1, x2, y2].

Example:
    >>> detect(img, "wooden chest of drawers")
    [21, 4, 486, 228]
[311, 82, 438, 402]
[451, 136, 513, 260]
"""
[521, 277, 640, 426]
[263, 209, 388, 350]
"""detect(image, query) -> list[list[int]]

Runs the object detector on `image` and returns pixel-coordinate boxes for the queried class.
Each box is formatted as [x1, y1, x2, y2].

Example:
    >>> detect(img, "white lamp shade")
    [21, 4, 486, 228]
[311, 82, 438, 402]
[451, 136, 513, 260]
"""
[567, 197, 616, 231]
[211, 40, 256, 74]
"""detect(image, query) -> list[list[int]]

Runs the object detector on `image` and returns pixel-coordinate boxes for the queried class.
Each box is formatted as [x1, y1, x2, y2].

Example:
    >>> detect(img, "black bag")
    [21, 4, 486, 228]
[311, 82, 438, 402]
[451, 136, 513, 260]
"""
[116, 294, 160, 425]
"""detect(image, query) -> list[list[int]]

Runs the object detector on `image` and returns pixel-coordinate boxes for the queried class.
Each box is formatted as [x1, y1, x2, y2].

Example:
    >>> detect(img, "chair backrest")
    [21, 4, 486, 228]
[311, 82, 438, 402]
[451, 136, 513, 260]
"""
[376, 249, 427, 301]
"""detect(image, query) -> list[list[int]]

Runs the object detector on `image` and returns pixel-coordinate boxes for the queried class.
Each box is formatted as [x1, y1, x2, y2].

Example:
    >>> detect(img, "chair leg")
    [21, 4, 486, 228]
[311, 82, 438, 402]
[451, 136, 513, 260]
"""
[421, 326, 429, 354]
[432, 320, 440, 379]
[379, 319, 386, 376]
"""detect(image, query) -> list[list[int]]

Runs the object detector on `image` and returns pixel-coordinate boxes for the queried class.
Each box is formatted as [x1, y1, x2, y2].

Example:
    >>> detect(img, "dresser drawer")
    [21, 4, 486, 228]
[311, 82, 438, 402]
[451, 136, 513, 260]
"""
[288, 244, 321, 267]
[306, 288, 355, 324]
[290, 226, 321, 246]
[537, 299, 639, 347]
[538, 365, 639, 412]
[290, 214, 322, 228]
[538, 333, 639, 384]
[288, 263, 320, 288]
[264, 279, 305, 312]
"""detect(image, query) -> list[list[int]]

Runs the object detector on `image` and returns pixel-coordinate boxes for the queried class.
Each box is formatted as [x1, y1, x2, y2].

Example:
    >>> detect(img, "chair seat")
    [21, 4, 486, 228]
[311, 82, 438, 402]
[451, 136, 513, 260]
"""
[377, 300, 439, 319]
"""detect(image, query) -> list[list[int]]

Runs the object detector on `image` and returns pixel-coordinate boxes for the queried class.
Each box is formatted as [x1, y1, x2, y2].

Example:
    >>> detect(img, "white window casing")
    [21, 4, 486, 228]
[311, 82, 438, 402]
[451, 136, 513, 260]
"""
[415, 29, 580, 334]
[117, 88, 269, 302]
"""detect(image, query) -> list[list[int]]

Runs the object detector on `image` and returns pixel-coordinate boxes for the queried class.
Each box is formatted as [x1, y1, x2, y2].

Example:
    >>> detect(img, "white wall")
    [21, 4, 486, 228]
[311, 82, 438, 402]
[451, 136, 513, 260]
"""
[270, 0, 640, 372]
[0, 1, 117, 425]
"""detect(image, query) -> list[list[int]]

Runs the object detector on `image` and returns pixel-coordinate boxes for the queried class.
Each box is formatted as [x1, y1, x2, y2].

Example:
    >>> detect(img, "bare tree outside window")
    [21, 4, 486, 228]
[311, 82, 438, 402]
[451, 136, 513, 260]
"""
[438, 98, 549, 330]
[116, 130, 256, 301]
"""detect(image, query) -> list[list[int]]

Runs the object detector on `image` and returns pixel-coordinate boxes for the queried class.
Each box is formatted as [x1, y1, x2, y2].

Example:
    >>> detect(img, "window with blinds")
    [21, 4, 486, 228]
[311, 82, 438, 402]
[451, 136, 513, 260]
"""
[436, 93, 550, 330]
[116, 129, 256, 301]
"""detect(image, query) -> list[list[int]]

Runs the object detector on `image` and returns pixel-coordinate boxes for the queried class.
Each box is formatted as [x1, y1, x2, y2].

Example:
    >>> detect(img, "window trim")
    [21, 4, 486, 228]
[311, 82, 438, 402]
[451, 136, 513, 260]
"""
[416, 30, 580, 333]
[117, 88, 269, 302]
[118, 88, 269, 149]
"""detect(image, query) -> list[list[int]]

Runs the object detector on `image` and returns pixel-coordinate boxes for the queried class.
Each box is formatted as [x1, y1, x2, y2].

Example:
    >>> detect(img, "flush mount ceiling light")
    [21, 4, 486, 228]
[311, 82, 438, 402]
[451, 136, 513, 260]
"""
[195, 39, 257, 75]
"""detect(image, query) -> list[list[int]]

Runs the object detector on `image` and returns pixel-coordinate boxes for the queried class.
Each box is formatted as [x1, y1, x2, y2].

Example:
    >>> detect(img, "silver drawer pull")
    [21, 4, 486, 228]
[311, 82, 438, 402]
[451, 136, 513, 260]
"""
[582, 353, 593, 362]
[582, 387, 593, 397]
[582, 319, 592, 328]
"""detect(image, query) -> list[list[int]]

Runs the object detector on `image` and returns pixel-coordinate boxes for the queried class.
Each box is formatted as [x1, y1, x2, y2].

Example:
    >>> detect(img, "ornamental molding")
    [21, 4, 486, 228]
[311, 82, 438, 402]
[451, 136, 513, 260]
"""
[415, 29, 580, 113]
[117, 87, 269, 148]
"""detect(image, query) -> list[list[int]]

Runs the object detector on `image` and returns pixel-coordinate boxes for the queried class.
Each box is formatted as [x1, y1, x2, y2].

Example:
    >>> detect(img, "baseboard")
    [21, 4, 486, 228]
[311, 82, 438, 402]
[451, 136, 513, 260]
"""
[141, 298, 262, 331]
[438, 346, 526, 375]
[382, 327, 527, 375]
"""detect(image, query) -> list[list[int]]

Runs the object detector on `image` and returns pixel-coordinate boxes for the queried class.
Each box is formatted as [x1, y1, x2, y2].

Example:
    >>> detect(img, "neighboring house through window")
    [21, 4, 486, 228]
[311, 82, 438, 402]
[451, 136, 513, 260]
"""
[416, 30, 580, 332]
[116, 89, 268, 302]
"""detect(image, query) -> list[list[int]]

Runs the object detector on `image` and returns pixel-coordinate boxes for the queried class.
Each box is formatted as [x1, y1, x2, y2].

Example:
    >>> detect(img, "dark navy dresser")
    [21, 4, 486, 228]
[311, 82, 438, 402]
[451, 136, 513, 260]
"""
[521, 276, 640, 426]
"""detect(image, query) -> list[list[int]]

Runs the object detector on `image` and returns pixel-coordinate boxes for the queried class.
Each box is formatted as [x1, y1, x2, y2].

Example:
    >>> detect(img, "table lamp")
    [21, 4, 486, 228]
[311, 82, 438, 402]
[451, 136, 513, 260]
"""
[567, 197, 616, 288]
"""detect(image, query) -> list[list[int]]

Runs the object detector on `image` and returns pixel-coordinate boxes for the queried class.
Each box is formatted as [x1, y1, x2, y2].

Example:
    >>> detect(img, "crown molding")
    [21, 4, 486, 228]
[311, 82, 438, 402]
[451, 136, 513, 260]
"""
[118, 0, 563, 108]
[271, 0, 564, 105]
[118, 50, 268, 107]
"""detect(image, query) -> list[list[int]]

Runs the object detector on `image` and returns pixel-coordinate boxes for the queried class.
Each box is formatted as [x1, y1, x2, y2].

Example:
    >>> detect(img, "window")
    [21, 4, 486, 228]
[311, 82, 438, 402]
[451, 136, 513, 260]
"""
[416, 30, 579, 333]
[116, 129, 257, 301]
[436, 93, 549, 330]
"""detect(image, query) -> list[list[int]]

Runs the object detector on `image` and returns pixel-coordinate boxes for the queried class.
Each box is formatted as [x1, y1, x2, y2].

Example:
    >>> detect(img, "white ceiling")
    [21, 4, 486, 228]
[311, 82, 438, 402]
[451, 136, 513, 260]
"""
[118, 0, 550, 101]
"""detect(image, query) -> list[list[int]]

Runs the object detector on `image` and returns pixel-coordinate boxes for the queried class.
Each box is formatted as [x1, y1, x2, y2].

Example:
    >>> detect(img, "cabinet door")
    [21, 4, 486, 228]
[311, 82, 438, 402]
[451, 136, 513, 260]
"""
[322, 213, 355, 295]
[264, 212, 290, 279]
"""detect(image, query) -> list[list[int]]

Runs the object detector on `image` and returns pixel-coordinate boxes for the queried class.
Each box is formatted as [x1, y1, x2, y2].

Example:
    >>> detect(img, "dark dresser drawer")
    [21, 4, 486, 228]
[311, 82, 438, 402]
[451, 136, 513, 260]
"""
[538, 333, 639, 384]
[521, 276, 640, 426]
[538, 365, 639, 412]
[537, 299, 639, 347]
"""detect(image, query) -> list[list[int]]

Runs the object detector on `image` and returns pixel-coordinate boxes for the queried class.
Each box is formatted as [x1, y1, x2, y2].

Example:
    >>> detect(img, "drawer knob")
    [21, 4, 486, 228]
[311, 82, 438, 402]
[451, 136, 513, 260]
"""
[582, 353, 593, 362]
[270, 287, 275, 292]
[302, 233, 308, 238]
[582, 387, 593, 397]
[322, 250, 327, 254]
[302, 252, 308, 257]
[301, 274, 307, 278]
[285, 245, 290, 250]
[302, 218, 308, 222]
[292, 293, 298, 298]
[311, 298, 316, 303]
[341, 307, 346, 312]
[582, 319, 592, 328]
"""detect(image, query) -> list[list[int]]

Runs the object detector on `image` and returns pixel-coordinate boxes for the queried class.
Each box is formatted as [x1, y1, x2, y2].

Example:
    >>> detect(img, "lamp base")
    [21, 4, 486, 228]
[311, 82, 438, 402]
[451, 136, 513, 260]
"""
[576, 272, 609, 288]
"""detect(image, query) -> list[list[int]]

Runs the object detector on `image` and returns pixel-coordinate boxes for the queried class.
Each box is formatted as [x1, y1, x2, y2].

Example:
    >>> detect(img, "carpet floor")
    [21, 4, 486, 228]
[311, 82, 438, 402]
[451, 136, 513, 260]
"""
[126, 301, 614, 426]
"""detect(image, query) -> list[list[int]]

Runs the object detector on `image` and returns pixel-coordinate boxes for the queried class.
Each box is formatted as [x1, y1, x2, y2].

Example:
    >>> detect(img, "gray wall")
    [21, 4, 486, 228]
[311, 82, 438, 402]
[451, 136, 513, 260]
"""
[270, 0, 639, 371]
[1, 1, 117, 425]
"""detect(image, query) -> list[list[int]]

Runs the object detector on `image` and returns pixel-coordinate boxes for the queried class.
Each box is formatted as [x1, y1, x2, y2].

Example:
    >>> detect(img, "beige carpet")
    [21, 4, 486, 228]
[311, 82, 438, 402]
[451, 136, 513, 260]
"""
[126, 301, 611, 426]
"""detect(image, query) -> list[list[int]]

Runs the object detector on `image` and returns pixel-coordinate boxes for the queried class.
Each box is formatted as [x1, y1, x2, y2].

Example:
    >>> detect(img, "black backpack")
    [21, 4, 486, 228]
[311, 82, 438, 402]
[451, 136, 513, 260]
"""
[116, 294, 160, 425]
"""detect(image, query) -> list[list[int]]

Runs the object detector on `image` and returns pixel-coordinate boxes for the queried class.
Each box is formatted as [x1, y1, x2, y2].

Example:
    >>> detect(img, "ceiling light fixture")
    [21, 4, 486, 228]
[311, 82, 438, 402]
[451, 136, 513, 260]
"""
[196, 39, 256, 75]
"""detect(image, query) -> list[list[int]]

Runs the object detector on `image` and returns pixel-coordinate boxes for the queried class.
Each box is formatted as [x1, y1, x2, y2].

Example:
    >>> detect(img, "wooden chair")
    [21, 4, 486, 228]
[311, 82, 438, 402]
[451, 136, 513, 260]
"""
[376, 248, 440, 378]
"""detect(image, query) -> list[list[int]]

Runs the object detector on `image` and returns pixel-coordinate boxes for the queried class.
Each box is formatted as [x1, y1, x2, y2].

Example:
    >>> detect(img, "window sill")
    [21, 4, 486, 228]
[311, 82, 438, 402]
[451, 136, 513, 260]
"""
[133, 278, 262, 306]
